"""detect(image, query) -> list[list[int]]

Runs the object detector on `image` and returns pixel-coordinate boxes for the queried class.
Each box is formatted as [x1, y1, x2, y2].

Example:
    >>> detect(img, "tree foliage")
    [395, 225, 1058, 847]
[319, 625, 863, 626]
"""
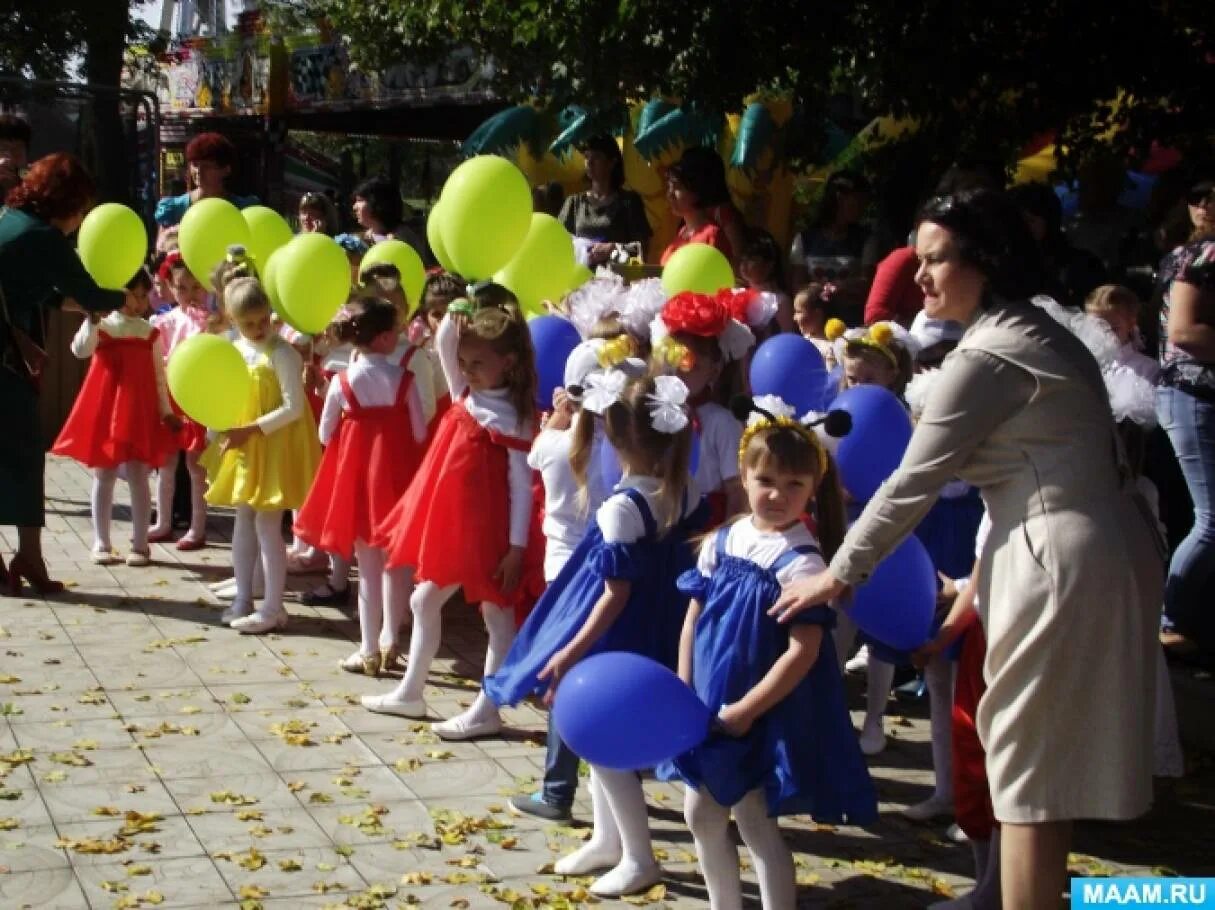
[0, 1, 156, 82]
[265, 0, 1212, 175]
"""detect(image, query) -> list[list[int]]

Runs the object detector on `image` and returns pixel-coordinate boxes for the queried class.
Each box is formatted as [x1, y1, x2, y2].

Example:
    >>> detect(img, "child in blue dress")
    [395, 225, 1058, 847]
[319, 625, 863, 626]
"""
[485, 372, 702, 898]
[660, 395, 877, 910]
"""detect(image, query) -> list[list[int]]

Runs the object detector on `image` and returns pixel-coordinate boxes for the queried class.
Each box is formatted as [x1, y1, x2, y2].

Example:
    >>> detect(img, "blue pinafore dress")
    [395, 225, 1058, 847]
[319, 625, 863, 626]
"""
[658, 527, 878, 823]
[485, 487, 701, 706]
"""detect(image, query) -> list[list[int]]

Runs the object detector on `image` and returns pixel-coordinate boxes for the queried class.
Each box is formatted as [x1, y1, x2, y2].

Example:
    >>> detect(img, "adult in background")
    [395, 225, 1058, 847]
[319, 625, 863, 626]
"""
[558, 134, 651, 267]
[154, 132, 257, 235]
[1008, 181, 1107, 308]
[771, 189, 1162, 909]
[1, 154, 136, 594]
[789, 171, 871, 290]
[352, 176, 426, 254]
[0, 114, 31, 197]
[1156, 174, 1215, 654]
[297, 191, 340, 235]
[661, 145, 746, 266]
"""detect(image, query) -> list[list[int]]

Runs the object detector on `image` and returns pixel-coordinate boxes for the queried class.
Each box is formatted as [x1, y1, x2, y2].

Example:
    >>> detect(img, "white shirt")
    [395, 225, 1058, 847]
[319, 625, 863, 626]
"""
[317, 351, 428, 447]
[693, 401, 742, 499]
[596, 475, 696, 544]
[233, 335, 308, 436]
[435, 312, 533, 548]
[71, 312, 171, 418]
[695, 516, 826, 588]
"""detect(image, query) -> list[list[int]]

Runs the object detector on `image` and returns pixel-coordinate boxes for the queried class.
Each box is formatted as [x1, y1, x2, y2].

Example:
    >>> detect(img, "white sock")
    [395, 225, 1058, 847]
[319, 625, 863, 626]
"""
[91, 467, 117, 552]
[253, 508, 286, 616]
[457, 602, 514, 725]
[592, 766, 657, 892]
[354, 541, 385, 657]
[391, 582, 457, 703]
[734, 788, 795, 910]
[556, 770, 621, 874]
[925, 656, 956, 803]
[684, 785, 742, 910]
[126, 462, 152, 552]
[185, 451, 208, 539]
[382, 565, 413, 650]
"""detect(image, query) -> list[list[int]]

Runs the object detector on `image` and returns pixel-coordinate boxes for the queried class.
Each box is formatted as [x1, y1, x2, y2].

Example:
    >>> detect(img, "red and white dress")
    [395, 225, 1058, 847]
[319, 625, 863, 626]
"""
[52, 312, 175, 469]
[151, 304, 210, 452]
[373, 314, 542, 611]
[294, 348, 430, 561]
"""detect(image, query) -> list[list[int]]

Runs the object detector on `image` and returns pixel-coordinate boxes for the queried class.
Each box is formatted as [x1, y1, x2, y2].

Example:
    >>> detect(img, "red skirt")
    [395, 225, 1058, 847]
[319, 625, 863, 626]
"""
[952, 611, 997, 839]
[168, 397, 208, 453]
[374, 402, 537, 608]
[52, 332, 176, 470]
[295, 373, 424, 560]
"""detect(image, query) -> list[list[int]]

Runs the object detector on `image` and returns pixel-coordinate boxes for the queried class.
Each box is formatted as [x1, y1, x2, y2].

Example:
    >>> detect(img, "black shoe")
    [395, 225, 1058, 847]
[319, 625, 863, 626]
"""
[299, 583, 351, 607]
[508, 792, 572, 822]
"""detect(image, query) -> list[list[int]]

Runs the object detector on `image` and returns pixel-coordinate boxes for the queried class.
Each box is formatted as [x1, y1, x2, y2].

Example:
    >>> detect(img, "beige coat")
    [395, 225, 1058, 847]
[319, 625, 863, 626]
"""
[832, 300, 1163, 823]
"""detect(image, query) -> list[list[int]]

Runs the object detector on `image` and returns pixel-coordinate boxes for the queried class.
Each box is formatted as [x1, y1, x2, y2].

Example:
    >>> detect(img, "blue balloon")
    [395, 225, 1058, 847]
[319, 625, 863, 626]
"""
[554, 652, 712, 770]
[528, 315, 582, 409]
[849, 535, 936, 652]
[749, 334, 827, 416]
[832, 385, 913, 501]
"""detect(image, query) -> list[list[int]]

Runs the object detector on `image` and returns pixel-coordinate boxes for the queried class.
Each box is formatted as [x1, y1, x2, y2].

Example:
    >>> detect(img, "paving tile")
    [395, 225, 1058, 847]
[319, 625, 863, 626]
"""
[140, 739, 273, 780]
[0, 866, 90, 909]
[74, 855, 233, 908]
[53, 813, 208, 866]
[208, 846, 366, 900]
[185, 805, 333, 855]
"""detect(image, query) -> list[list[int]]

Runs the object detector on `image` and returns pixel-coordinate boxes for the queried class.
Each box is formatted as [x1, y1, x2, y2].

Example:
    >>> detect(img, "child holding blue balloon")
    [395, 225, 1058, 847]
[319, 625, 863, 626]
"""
[660, 395, 877, 910]
[485, 373, 703, 897]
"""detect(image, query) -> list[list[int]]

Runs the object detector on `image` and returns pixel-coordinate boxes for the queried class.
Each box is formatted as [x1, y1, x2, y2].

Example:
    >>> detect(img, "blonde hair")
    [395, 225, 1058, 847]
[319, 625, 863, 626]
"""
[1085, 283, 1141, 317]
[843, 342, 913, 397]
[460, 304, 537, 433]
[570, 375, 692, 532]
[223, 276, 271, 318]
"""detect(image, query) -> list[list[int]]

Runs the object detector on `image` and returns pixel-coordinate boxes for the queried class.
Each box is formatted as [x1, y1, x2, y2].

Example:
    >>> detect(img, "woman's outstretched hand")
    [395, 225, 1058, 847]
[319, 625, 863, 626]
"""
[768, 570, 847, 623]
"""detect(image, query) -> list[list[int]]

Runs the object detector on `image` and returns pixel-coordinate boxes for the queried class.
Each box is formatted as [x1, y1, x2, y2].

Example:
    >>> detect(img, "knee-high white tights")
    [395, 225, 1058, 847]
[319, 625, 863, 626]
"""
[389, 582, 514, 711]
[150, 450, 207, 539]
[91, 463, 151, 553]
[833, 611, 894, 733]
[684, 786, 794, 910]
[353, 541, 413, 656]
[232, 506, 286, 615]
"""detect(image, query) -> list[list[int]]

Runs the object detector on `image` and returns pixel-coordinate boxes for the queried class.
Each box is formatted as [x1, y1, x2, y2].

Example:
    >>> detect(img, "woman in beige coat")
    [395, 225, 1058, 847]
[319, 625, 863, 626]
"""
[772, 190, 1163, 910]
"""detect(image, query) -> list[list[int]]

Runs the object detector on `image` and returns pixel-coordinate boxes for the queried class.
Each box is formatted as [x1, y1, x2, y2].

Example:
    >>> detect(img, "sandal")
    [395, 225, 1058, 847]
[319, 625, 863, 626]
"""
[299, 582, 351, 607]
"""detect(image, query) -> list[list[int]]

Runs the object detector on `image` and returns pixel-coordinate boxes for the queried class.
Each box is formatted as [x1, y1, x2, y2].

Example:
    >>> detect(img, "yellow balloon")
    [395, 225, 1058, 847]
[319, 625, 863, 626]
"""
[241, 206, 294, 269]
[493, 214, 579, 318]
[276, 233, 350, 333]
[426, 199, 456, 273]
[439, 156, 532, 279]
[166, 334, 251, 430]
[77, 203, 147, 290]
[361, 239, 426, 311]
[661, 243, 735, 295]
[178, 198, 252, 289]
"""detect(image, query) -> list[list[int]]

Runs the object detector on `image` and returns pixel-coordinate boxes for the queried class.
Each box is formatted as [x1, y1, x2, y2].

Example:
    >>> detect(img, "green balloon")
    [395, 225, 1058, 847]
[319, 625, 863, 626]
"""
[276, 233, 350, 334]
[361, 239, 426, 311]
[178, 197, 252, 289]
[241, 205, 294, 270]
[426, 199, 456, 274]
[493, 213, 580, 319]
[661, 242, 736, 296]
[166, 334, 252, 430]
[77, 203, 147, 290]
[262, 247, 309, 335]
[439, 156, 531, 280]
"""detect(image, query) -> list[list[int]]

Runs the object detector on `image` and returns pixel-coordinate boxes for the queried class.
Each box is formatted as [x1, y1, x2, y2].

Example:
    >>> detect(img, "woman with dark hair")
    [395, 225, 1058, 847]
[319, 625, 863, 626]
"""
[557, 134, 651, 266]
[1008, 181, 1107, 308]
[1155, 173, 1215, 654]
[154, 131, 257, 231]
[771, 189, 1162, 909]
[1, 153, 136, 594]
[661, 145, 746, 266]
[789, 171, 871, 290]
[353, 176, 425, 255]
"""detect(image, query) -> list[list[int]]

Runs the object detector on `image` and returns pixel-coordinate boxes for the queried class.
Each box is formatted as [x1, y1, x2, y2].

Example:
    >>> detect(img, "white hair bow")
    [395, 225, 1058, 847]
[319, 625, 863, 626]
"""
[748, 394, 796, 427]
[647, 375, 691, 434]
[581, 368, 630, 415]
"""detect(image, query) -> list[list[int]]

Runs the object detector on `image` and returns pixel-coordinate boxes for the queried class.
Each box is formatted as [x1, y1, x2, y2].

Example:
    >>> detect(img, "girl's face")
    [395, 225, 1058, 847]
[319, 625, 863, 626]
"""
[124, 284, 151, 318]
[424, 294, 451, 335]
[298, 206, 324, 233]
[233, 306, 272, 344]
[743, 460, 816, 531]
[666, 176, 699, 218]
[673, 334, 720, 398]
[914, 222, 987, 324]
[738, 256, 772, 288]
[169, 268, 208, 311]
[844, 351, 899, 391]
[793, 297, 825, 338]
[458, 335, 515, 392]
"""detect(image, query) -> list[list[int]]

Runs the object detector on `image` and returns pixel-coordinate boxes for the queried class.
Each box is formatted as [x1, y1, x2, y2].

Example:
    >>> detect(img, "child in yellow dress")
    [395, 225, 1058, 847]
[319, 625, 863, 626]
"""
[201, 277, 321, 633]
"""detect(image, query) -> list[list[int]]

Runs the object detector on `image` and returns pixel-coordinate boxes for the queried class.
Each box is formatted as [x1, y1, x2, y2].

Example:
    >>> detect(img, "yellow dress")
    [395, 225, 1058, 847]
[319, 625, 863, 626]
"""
[201, 341, 321, 511]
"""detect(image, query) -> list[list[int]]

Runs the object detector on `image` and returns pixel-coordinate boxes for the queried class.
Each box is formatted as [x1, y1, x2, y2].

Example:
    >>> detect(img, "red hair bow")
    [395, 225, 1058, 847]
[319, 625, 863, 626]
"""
[660, 291, 730, 338]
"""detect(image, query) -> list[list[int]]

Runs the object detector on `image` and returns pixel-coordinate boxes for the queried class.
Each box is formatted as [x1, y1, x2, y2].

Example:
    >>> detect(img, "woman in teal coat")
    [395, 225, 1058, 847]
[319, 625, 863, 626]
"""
[1, 153, 134, 595]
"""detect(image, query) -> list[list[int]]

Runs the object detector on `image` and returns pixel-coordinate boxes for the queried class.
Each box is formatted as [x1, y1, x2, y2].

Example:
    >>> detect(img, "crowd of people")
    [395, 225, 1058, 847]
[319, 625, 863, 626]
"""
[1, 117, 1213, 909]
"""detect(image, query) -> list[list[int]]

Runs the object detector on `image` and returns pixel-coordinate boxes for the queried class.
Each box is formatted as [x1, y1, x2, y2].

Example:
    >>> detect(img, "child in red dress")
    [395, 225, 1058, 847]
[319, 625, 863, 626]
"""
[52, 269, 179, 566]
[362, 283, 539, 741]
[295, 296, 433, 675]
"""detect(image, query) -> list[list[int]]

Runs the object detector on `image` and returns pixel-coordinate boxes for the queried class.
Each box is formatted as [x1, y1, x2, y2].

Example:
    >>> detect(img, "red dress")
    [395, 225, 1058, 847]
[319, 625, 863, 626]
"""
[374, 398, 539, 609]
[52, 330, 176, 470]
[294, 355, 424, 561]
[952, 610, 997, 839]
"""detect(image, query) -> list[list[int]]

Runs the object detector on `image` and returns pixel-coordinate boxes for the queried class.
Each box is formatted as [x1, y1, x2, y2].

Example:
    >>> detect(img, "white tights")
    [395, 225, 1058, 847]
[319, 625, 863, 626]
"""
[91, 463, 151, 553]
[556, 768, 658, 893]
[151, 451, 207, 539]
[232, 506, 286, 615]
[925, 655, 956, 803]
[833, 611, 894, 732]
[932, 829, 1002, 909]
[390, 581, 515, 720]
[353, 541, 413, 656]
[684, 786, 794, 910]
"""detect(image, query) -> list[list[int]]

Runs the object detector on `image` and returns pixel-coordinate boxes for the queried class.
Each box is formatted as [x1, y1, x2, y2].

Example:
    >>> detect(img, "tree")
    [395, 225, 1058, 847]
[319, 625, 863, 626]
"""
[266, 0, 1212, 177]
